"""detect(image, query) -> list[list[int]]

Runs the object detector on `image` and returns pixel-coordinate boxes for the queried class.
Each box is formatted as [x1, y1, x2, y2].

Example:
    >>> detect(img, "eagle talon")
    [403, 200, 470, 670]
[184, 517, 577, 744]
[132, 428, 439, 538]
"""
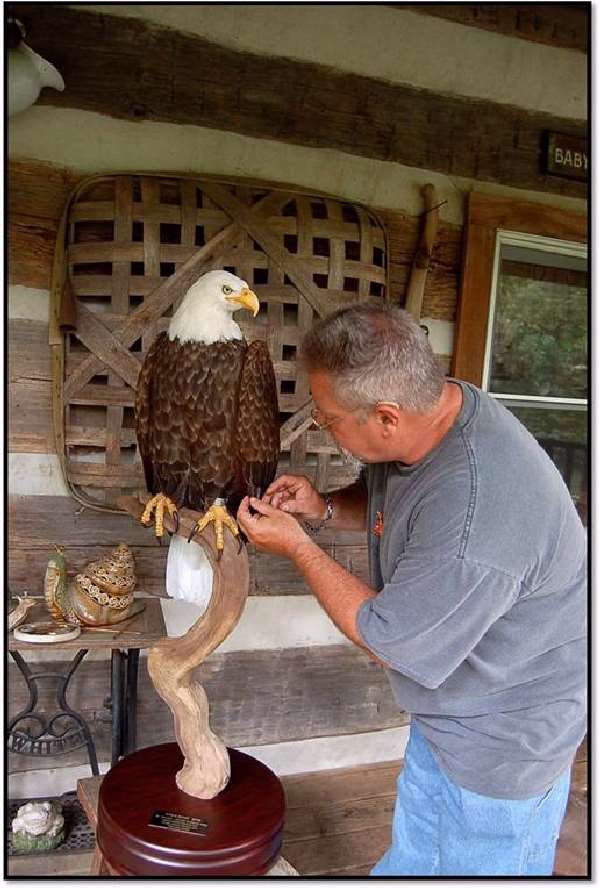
[185, 503, 240, 558]
[141, 493, 179, 537]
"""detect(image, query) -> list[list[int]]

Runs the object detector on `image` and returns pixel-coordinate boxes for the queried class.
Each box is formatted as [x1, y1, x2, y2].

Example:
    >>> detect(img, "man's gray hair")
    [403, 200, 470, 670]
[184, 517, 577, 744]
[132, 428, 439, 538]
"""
[302, 302, 445, 413]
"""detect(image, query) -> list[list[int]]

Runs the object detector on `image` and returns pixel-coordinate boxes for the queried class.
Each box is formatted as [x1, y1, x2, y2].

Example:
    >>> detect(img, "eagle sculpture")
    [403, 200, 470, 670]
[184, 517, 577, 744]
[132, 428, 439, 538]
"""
[135, 270, 280, 603]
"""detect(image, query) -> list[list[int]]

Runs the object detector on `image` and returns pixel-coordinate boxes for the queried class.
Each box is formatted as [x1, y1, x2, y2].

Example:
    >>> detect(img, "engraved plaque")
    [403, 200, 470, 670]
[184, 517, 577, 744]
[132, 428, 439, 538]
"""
[149, 810, 209, 836]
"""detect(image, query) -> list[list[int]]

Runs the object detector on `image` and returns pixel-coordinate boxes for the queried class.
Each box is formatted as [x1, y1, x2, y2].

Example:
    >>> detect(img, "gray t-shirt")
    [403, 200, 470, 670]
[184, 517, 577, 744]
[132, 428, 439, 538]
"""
[356, 380, 587, 799]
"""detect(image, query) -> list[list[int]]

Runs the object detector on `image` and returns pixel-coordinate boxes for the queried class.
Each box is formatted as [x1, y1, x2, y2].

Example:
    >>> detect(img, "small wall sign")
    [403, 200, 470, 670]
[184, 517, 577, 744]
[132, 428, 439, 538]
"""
[545, 132, 588, 182]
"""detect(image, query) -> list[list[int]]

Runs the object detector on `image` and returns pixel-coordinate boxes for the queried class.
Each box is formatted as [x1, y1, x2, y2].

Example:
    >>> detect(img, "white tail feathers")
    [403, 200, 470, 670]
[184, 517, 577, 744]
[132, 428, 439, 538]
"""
[166, 534, 213, 611]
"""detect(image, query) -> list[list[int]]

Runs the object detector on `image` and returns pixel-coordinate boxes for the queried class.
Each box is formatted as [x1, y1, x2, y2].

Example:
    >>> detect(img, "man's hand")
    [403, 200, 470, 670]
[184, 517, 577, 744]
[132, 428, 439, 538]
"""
[237, 496, 314, 559]
[263, 474, 326, 522]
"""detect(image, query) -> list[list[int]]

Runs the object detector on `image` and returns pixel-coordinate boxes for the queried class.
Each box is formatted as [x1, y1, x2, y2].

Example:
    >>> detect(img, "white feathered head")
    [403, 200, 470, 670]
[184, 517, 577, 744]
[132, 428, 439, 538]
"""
[168, 270, 260, 345]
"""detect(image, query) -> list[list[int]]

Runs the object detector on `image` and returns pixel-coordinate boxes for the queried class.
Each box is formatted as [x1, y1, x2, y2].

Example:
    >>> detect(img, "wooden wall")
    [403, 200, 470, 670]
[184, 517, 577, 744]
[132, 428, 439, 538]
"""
[8, 2, 587, 796]
[8, 158, 460, 596]
[8, 158, 429, 794]
[392, 4, 589, 52]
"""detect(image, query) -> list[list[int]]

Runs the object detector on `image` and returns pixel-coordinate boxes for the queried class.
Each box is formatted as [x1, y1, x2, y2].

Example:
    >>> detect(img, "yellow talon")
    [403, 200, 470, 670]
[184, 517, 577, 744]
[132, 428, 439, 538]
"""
[188, 503, 239, 557]
[141, 493, 178, 537]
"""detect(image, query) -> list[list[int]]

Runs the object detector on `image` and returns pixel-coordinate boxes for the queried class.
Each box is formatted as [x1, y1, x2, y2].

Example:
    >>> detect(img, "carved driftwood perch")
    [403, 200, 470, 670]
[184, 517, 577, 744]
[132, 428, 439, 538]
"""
[117, 495, 249, 799]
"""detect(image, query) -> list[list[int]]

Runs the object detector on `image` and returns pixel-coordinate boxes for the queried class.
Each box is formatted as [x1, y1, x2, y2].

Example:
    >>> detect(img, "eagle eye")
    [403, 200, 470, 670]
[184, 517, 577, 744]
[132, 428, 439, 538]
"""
[222, 285, 233, 295]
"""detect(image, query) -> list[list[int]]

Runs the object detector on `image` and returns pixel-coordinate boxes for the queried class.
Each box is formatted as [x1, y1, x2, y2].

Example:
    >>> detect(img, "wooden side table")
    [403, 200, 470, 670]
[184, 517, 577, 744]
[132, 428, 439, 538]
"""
[8, 598, 166, 773]
[77, 775, 299, 876]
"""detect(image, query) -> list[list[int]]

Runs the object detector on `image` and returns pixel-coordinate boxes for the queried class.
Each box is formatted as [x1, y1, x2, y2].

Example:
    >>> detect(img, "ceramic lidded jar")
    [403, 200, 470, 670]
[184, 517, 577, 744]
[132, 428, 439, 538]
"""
[71, 543, 139, 626]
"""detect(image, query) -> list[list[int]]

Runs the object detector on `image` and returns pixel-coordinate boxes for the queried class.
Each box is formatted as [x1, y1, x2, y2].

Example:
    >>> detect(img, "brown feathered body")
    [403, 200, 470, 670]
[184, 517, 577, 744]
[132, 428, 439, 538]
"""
[135, 334, 280, 515]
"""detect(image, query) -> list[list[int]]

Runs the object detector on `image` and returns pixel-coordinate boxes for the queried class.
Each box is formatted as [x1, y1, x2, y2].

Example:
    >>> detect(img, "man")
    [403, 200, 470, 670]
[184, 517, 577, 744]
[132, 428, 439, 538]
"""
[237, 303, 587, 876]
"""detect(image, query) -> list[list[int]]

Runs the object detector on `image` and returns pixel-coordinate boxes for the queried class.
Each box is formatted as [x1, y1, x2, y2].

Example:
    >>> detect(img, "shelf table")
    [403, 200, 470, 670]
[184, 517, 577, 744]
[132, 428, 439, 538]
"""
[8, 597, 166, 773]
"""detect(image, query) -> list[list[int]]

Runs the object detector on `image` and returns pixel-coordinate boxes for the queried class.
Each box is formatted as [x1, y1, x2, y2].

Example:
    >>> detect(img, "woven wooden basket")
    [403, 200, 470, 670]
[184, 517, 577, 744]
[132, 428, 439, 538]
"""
[50, 174, 388, 510]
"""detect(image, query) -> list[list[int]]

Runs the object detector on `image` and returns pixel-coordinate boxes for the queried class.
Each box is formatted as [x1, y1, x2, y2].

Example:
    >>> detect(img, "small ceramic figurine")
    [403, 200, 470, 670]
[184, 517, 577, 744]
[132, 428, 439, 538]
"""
[44, 544, 141, 627]
[44, 547, 78, 624]
[7, 19, 64, 117]
[8, 593, 38, 631]
[11, 801, 65, 852]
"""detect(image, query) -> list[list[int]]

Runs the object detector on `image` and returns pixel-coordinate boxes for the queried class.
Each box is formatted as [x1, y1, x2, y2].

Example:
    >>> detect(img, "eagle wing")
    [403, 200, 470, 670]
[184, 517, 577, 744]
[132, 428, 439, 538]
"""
[236, 340, 280, 501]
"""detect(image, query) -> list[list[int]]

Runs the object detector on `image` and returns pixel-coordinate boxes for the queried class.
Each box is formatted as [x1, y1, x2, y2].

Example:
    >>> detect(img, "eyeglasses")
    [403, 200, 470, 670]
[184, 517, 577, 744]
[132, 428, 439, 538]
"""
[310, 406, 361, 431]
[310, 401, 400, 432]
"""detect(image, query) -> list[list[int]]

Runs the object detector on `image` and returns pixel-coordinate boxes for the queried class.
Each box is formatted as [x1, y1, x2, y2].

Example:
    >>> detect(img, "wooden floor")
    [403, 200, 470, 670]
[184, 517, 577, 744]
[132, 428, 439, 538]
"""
[8, 746, 588, 878]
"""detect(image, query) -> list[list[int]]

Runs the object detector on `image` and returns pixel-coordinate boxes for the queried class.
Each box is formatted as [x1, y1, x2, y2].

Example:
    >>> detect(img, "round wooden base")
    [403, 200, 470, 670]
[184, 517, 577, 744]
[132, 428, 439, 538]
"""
[97, 743, 285, 876]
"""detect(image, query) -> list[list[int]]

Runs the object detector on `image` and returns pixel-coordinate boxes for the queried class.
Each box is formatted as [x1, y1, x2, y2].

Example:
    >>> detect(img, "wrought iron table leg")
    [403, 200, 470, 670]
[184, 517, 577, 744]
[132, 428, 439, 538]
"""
[110, 650, 125, 766]
[8, 649, 99, 776]
[124, 649, 140, 755]
[59, 649, 100, 775]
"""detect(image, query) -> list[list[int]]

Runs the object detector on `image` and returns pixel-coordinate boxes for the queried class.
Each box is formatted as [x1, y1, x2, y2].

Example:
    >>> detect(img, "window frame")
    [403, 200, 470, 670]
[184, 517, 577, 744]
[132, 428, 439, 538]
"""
[452, 192, 587, 386]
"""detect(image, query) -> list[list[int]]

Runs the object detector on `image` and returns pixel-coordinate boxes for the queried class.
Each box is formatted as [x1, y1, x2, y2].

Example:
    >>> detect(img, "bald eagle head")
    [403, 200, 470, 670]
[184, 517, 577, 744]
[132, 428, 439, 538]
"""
[168, 270, 260, 345]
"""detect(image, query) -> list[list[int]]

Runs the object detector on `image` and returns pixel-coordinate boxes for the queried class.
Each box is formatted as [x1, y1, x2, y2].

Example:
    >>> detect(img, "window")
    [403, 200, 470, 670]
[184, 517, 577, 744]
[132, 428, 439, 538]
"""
[453, 194, 587, 522]
[486, 233, 587, 513]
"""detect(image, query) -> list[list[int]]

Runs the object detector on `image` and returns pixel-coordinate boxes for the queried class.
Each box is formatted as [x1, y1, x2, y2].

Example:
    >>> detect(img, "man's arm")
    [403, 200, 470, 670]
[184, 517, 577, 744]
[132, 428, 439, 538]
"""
[291, 539, 387, 667]
[293, 540, 372, 644]
[238, 492, 385, 666]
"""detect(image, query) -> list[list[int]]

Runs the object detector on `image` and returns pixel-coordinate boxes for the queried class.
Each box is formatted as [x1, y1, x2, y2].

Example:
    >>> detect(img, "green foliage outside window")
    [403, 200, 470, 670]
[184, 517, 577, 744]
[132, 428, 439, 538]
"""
[490, 275, 587, 400]
[488, 266, 587, 516]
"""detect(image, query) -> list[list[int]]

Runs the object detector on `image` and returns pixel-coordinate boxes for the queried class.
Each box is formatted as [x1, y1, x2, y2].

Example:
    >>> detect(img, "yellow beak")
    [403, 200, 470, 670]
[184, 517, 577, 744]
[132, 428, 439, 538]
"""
[226, 287, 260, 317]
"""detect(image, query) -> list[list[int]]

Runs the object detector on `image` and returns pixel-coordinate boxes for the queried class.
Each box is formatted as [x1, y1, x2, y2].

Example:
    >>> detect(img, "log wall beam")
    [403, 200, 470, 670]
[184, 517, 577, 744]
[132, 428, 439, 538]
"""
[13, 4, 586, 199]
[8, 495, 370, 597]
[8, 644, 409, 761]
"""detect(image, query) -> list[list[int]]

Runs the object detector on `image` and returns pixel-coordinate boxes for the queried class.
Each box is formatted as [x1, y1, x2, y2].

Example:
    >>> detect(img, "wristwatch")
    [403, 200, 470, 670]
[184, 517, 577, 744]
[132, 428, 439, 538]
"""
[304, 493, 334, 534]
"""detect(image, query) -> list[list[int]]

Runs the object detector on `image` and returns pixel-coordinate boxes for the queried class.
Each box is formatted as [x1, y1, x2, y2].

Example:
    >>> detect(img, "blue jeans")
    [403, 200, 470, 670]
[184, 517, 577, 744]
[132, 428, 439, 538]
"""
[371, 723, 571, 876]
